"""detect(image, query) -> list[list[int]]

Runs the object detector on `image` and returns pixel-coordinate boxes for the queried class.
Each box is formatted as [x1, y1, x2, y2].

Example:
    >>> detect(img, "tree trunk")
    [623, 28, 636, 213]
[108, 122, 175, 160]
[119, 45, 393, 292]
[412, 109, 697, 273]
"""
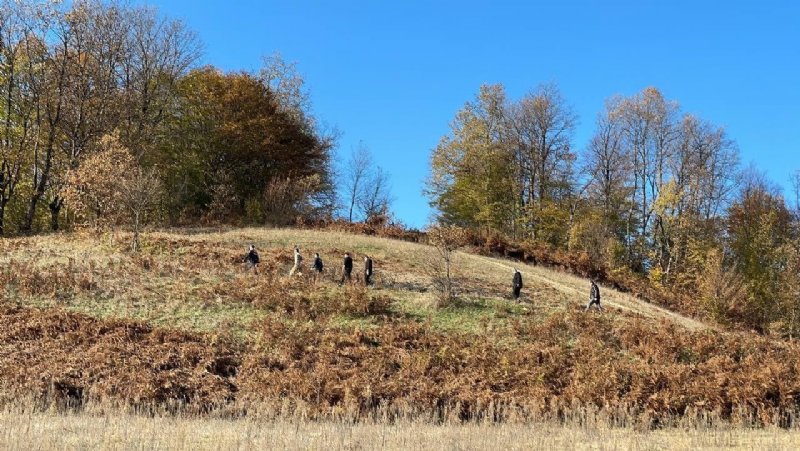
[0, 202, 5, 236]
[21, 39, 68, 234]
[20, 130, 57, 234]
[132, 211, 140, 253]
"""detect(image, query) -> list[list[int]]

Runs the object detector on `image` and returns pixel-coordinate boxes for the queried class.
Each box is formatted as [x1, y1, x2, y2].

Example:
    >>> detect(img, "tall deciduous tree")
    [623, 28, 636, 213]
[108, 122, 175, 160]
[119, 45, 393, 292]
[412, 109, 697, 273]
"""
[585, 99, 631, 240]
[119, 4, 201, 158]
[507, 83, 577, 242]
[427, 83, 575, 243]
[726, 170, 792, 332]
[427, 84, 515, 233]
[0, 1, 41, 235]
[18, 0, 71, 234]
[157, 67, 334, 221]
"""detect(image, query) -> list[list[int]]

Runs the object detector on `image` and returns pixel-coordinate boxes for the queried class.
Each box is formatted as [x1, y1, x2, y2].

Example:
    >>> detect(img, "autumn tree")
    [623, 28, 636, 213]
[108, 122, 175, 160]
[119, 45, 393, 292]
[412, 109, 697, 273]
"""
[259, 52, 311, 125]
[17, 0, 71, 234]
[660, 115, 739, 287]
[61, 133, 134, 228]
[47, 0, 131, 231]
[698, 248, 747, 325]
[156, 66, 334, 222]
[606, 87, 680, 271]
[584, 99, 631, 244]
[776, 172, 800, 338]
[580, 88, 739, 288]
[62, 133, 162, 250]
[726, 172, 792, 332]
[118, 4, 201, 158]
[0, 2, 33, 235]
[506, 83, 577, 244]
[426, 84, 516, 234]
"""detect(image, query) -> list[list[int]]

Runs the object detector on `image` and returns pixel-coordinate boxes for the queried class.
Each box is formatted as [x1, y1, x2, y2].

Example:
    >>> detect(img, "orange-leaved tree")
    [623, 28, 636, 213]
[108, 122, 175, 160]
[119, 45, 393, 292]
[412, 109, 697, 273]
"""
[62, 133, 162, 251]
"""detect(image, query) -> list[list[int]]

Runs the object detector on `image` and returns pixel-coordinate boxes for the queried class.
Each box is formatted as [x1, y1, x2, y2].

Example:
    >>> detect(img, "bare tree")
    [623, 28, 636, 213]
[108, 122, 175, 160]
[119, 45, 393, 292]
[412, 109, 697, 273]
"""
[343, 141, 371, 222]
[672, 115, 739, 222]
[118, 167, 162, 252]
[259, 52, 311, 125]
[120, 5, 201, 157]
[18, 0, 71, 234]
[791, 170, 800, 215]
[585, 101, 631, 226]
[358, 165, 393, 221]
[611, 87, 679, 269]
[507, 83, 577, 240]
[425, 225, 467, 307]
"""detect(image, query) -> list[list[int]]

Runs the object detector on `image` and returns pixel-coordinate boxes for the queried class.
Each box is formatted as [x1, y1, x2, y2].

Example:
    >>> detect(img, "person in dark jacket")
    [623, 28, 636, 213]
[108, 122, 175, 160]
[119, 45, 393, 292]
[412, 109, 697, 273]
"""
[244, 244, 260, 275]
[364, 255, 374, 286]
[585, 280, 603, 312]
[312, 253, 324, 283]
[340, 252, 353, 285]
[313, 253, 324, 272]
[512, 268, 523, 301]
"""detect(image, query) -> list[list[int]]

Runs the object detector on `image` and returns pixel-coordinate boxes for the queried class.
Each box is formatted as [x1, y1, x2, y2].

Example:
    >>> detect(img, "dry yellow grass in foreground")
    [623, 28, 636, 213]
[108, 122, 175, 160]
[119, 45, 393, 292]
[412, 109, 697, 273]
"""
[1, 411, 800, 451]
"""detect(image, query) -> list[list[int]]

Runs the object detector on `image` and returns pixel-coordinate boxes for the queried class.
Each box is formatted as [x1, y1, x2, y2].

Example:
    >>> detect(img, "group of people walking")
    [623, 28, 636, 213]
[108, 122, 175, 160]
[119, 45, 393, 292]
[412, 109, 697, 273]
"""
[245, 244, 374, 286]
[246, 244, 602, 311]
[510, 267, 602, 311]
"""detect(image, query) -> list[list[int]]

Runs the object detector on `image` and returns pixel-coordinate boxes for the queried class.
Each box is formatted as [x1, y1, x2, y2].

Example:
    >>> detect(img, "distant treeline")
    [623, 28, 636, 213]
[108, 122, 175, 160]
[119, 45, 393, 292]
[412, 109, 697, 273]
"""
[427, 84, 800, 335]
[0, 0, 337, 236]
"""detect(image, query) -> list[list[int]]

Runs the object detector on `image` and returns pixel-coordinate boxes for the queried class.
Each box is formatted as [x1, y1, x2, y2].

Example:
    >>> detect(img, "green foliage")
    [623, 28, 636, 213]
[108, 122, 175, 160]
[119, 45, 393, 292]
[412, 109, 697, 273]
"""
[156, 67, 334, 222]
[244, 197, 266, 224]
[698, 249, 745, 325]
[726, 184, 792, 332]
[426, 83, 575, 242]
[427, 87, 515, 231]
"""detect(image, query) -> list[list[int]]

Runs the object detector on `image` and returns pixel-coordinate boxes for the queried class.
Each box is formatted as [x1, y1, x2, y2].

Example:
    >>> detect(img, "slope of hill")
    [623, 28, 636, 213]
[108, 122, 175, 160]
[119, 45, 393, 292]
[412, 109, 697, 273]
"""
[0, 228, 799, 427]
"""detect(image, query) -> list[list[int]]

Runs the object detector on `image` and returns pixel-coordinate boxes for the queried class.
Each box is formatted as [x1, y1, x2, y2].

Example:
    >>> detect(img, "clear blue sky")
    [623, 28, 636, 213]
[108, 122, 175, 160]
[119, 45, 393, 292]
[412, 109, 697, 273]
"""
[137, 0, 799, 228]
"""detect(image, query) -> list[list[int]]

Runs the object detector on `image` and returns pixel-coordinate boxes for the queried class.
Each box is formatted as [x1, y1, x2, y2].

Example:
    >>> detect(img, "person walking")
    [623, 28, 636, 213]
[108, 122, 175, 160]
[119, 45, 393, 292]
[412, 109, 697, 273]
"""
[340, 252, 353, 285]
[585, 280, 603, 312]
[289, 245, 303, 277]
[312, 252, 324, 282]
[512, 268, 523, 301]
[364, 255, 374, 286]
[244, 244, 260, 275]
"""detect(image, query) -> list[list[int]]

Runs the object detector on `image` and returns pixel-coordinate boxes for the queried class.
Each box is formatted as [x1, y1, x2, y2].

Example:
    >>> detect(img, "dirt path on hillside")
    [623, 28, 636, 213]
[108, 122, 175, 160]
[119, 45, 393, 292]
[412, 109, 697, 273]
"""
[467, 254, 708, 331]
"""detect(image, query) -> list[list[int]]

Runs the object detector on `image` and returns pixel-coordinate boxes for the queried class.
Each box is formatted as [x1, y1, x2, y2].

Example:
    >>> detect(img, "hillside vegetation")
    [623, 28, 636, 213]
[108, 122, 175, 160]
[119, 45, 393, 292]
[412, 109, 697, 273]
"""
[2, 228, 800, 428]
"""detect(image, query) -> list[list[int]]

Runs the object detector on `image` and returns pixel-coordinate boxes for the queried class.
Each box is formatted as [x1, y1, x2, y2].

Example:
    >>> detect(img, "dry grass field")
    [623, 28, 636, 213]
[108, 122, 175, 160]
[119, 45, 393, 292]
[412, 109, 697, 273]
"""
[2, 227, 800, 448]
[0, 414, 800, 451]
[4, 408, 800, 450]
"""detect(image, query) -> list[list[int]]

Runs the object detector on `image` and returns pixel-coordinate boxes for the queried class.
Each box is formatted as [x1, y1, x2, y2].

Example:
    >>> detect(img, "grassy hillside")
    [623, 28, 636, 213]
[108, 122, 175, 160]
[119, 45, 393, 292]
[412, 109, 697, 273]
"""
[1, 227, 800, 428]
